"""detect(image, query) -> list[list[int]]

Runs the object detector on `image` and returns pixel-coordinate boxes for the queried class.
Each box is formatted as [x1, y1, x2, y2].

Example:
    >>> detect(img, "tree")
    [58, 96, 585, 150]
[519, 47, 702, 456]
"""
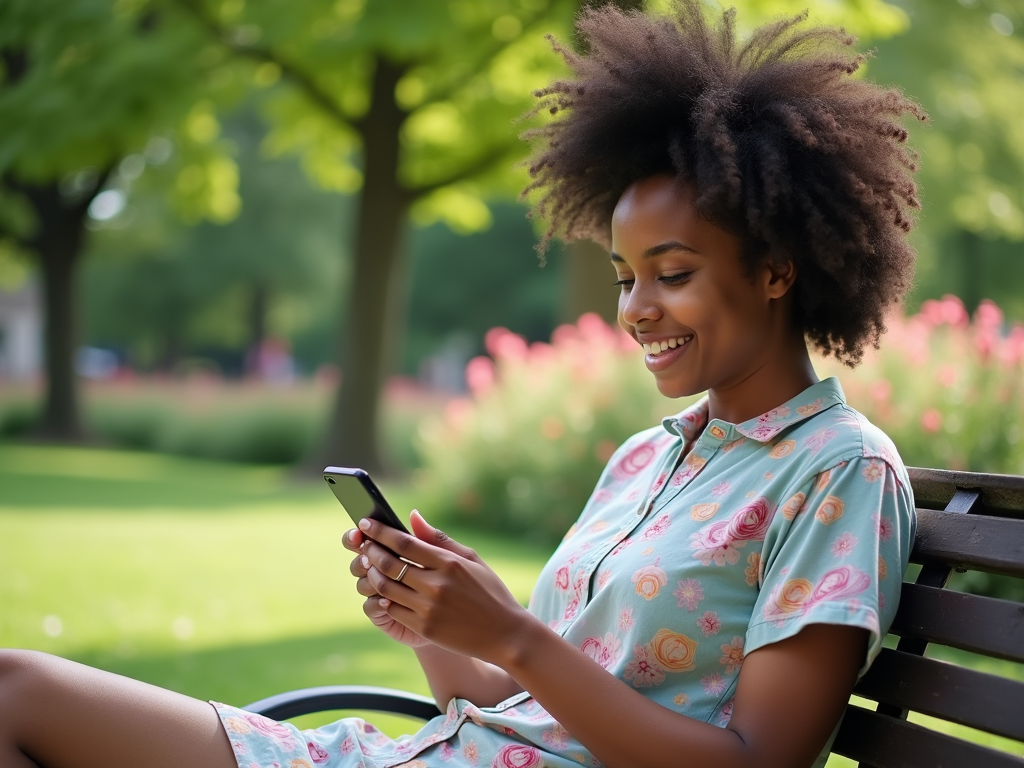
[0, 0, 242, 437]
[171, 0, 588, 472]
[866, 0, 1024, 314]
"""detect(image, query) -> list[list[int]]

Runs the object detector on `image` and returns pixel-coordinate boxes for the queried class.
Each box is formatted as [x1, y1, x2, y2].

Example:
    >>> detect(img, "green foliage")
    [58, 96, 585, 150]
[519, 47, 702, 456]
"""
[82, 106, 346, 372]
[0, 0, 244, 223]
[415, 303, 1024, 550]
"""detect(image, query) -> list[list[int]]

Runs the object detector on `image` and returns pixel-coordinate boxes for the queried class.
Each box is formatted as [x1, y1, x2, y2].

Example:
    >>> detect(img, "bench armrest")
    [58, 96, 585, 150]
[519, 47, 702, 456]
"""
[244, 685, 442, 722]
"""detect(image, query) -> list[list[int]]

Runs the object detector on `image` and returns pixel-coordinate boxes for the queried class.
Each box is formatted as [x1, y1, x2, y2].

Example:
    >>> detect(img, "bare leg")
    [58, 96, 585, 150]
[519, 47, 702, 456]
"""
[0, 649, 238, 768]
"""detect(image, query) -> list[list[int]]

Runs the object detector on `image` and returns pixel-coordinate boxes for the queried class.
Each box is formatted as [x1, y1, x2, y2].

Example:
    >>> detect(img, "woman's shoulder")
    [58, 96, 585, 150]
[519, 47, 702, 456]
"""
[782, 398, 911, 490]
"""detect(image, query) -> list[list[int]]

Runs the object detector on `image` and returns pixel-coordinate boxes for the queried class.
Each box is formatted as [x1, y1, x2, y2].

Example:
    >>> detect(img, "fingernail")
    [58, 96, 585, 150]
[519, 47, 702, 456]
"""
[361, 555, 369, 568]
[358, 519, 371, 531]
[379, 598, 390, 608]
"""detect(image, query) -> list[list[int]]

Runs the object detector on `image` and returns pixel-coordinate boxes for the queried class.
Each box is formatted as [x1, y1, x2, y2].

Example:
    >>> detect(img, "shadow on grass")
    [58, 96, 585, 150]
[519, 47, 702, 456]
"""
[0, 445, 326, 511]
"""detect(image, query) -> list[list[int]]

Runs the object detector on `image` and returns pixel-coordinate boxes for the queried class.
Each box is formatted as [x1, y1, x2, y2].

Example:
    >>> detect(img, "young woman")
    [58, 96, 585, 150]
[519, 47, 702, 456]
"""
[0, 3, 923, 767]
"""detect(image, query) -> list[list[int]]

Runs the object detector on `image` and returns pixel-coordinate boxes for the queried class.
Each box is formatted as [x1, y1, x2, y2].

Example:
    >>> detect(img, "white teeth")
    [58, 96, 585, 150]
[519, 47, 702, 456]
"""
[643, 336, 692, 356]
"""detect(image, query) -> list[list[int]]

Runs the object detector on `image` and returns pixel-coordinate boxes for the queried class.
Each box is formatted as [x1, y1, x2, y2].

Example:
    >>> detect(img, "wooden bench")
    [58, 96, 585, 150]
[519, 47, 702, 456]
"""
[245, 467, 1024, 768]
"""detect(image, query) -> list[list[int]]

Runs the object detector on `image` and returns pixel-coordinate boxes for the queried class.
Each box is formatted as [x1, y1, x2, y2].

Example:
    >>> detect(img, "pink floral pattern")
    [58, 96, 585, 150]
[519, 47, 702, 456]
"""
[213, 377, 913, 768]
[673, 579, 704, 611]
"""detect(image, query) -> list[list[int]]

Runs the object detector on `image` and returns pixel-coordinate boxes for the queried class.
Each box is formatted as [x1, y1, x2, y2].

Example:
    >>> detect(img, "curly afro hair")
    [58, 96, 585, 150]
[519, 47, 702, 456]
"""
[523, 0, 927, 365]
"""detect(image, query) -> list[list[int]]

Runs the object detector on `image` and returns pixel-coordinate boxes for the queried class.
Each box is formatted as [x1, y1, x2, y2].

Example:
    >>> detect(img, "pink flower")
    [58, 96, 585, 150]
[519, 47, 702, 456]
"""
[701, 673, 727, 695]
[438, 743, 454, 761]
[307, 742, 330, 764]
[711, 481, 732, 497]
[491, 744, 541, 768]
[541, 724, 570, 750]
[592, 488, 614, 503]
[554, 566, 570, 591]
[339, 736, 355, 755]
[831, 532, 858, 558]
[641, 514, 671, 540]
[697, 611, 721, 636]
[921, 409, 942, 433]
[242, 714, 296, 746]
[674, 579, 704, 611]
[809, 566, 872, 607]
[725, 497, 775, 541]
[580, 632, 623, 669]
[464, 356, 495, 396]
[804, 429, 838, 454]
[618, 607, 635, 631]
[612, 441, 657, 480]
[623, 644, 666, 688]
[874, 513, 894, 541]
[690, 522, 743, 567]
[861, 460, 886, 482]
[719, 699, 735, 725]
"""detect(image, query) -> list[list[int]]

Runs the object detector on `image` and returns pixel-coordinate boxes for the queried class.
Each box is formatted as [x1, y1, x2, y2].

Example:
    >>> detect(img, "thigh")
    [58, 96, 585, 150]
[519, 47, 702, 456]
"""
[1, 650, 238, 768]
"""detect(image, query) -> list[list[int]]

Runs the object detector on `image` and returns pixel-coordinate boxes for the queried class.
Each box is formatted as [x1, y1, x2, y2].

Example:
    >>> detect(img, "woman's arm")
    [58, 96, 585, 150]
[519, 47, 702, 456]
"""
[412, 646, 524, 709]
[344, 524, 524, 708]
[361, 515, 867, 768]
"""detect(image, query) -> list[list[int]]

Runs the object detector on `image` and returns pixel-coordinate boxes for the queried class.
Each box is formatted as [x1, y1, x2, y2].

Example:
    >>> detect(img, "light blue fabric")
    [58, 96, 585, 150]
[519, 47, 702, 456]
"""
[215, 377, 916, 768]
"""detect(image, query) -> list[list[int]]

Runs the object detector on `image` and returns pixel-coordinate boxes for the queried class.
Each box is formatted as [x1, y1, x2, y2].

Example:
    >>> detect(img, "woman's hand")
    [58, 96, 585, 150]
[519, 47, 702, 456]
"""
[359, 511, 535, 666]
[343, 526, 431, 648]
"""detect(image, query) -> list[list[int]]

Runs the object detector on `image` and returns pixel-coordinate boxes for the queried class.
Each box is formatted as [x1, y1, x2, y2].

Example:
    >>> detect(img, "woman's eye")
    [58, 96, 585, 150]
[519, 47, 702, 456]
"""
[613, 278, 635, 288]
[660, 272, 692, 284]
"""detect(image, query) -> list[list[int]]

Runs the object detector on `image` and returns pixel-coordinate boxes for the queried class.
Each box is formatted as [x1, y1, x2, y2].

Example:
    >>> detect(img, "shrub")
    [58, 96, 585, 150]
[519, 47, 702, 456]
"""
[415, 301, 1024, 547]
[413, 314, 691, 542]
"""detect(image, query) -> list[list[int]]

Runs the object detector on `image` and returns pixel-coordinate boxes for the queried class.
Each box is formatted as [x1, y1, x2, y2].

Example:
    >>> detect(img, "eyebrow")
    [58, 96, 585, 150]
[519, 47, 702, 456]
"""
[609, 240, 701, 262]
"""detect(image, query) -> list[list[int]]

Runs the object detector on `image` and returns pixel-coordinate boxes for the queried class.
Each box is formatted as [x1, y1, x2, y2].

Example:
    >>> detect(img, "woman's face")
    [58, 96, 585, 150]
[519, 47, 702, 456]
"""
[611, 175, 793, 400]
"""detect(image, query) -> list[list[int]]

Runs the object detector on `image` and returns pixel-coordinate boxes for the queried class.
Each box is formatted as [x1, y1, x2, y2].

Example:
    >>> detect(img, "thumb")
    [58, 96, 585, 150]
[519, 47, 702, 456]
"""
[409, 509, 479, 562]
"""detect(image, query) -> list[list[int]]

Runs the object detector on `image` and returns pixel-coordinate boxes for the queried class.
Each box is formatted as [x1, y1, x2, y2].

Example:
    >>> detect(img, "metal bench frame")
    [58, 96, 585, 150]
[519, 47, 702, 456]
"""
[246, 468, 1024, 768]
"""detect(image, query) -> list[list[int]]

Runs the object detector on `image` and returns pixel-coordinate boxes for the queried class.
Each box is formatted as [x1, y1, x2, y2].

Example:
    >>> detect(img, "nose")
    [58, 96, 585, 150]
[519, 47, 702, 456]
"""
[618, 278, 662, 329]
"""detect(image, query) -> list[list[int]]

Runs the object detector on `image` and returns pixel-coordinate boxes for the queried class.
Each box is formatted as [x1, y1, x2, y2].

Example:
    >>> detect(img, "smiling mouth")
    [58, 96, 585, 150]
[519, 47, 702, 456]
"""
[641, 335, 693, 357]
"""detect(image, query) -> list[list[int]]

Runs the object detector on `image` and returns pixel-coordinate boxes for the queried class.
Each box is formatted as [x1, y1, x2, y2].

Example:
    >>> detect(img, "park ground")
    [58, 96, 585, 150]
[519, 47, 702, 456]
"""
[1, 443, 1021, 762]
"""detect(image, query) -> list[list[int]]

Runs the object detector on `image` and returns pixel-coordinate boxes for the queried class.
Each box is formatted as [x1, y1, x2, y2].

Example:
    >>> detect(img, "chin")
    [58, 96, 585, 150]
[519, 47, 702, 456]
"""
[654, 376, 704, 400]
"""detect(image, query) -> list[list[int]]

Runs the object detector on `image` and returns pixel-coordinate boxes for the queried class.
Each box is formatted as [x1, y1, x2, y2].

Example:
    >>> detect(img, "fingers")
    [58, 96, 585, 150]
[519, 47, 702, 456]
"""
[342, 528, 364, 552]
[409, 510, 480, 562]
[361, 543, 419, 599]
[358, 513, 478, 569]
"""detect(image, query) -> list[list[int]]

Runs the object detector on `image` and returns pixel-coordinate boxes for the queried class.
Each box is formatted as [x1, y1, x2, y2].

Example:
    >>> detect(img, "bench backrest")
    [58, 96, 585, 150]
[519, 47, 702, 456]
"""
[831, 467, 1024, 768]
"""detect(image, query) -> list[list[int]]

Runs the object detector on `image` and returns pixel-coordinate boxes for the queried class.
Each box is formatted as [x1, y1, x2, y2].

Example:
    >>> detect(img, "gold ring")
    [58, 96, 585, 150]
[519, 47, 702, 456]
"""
[395, 563, 410, 583]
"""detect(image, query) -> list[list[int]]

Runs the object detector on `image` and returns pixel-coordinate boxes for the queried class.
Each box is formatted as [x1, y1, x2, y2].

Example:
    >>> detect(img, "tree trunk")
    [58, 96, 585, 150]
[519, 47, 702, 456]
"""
[18, 180, 96, 440]
[562, 238, 619, 326]
[314, 57, 409, 475]
[246, 281, 268, 377]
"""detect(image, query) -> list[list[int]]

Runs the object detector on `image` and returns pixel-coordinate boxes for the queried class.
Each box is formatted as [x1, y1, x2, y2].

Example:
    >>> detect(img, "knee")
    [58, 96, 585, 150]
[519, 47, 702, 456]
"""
[0, 649, 54, 719]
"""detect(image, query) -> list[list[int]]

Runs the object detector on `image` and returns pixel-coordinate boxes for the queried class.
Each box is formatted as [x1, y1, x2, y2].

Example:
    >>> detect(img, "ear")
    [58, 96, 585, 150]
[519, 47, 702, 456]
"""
[761, 257, 797, 300]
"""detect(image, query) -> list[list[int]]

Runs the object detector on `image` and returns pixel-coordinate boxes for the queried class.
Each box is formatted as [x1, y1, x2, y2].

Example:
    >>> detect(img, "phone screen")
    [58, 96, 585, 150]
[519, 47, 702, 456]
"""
[323, 466, 410, 534]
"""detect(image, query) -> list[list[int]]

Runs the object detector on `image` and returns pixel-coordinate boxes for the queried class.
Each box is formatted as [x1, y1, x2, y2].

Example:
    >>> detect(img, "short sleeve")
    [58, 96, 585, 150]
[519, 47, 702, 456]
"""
[746, 456, 916, 676]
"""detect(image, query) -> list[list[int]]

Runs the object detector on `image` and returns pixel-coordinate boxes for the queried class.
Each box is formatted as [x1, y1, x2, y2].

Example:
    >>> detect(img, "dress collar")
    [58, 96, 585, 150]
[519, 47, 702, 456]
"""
[662, 377, 847, 444]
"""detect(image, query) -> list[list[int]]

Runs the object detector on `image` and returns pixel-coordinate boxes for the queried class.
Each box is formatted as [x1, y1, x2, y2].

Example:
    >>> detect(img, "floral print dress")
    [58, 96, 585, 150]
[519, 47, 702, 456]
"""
[212, 377, 916, 768]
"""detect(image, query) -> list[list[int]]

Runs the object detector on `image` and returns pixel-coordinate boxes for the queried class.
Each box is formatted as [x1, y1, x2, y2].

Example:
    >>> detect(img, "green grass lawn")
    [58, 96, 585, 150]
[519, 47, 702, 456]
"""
[1, 443, 1021, 760]
[0, 444, 551, 734]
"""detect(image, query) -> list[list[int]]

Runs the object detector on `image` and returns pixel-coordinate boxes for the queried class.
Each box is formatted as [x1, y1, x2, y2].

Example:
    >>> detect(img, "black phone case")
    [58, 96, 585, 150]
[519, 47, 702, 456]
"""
[323, 466, 410, 534]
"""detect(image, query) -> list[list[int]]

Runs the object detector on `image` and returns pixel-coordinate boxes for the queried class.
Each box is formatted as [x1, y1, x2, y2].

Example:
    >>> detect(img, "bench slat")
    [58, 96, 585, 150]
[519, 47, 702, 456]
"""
[854, 648, 1024, 742]
[891, 583, 1024, 663]
[908, 467, 1024, 518]
[911, 509, 1024, 578]
[832, 706, 1024, 768]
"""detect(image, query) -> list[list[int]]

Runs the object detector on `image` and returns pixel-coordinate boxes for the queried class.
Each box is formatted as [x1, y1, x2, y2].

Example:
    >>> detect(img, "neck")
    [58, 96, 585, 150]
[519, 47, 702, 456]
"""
[706, 335, 818, 425]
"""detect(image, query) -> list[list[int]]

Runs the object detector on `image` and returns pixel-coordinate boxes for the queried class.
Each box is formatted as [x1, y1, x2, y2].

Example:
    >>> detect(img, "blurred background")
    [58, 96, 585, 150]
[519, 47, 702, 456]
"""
[1, 0, 1022, 761]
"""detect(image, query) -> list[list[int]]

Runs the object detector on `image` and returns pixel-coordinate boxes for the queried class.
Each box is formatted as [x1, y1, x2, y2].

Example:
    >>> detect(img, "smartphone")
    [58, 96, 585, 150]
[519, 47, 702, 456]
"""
[323, 466, 410, 534]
